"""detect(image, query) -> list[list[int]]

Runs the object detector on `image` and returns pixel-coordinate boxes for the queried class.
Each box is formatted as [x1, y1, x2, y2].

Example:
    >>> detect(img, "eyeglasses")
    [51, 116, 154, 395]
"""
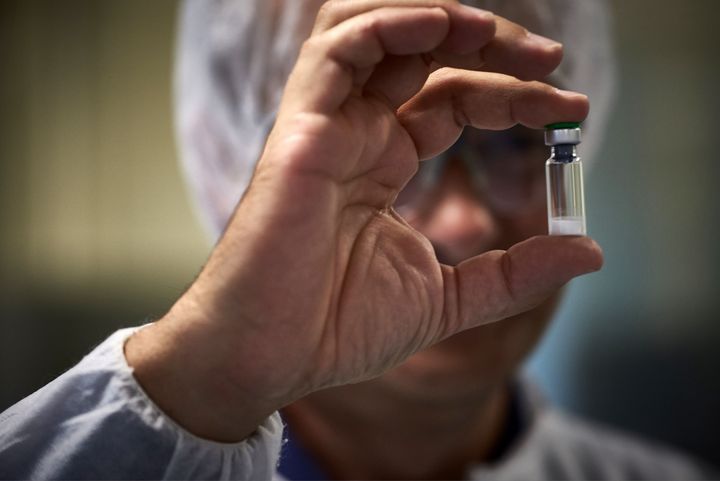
[394, 126, 548, 216]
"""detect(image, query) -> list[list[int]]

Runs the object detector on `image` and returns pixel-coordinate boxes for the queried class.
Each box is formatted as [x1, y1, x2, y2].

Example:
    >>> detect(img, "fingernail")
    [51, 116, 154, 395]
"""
[555, 88, 588, 100]
[526, 32, 562, 50]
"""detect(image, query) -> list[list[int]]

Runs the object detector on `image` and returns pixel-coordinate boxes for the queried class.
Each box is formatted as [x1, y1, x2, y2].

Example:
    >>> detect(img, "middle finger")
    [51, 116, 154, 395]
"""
[315, 0, 563, 81]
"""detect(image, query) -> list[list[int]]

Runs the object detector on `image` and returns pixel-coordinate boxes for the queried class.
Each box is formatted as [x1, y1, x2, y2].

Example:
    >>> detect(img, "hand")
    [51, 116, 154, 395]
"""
[126, 0, 601, 442]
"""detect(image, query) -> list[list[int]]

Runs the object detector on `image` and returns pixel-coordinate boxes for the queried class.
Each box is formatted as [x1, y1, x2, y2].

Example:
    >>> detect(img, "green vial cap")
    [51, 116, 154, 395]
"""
[545, 122, 582, 130]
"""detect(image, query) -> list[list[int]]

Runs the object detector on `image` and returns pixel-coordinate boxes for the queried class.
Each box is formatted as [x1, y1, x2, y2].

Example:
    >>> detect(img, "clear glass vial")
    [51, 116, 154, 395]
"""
[545, 122, 586, 235]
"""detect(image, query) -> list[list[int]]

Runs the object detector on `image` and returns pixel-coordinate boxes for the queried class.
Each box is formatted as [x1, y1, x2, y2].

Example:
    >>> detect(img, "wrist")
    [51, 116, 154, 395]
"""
[124, 301, 282, 443]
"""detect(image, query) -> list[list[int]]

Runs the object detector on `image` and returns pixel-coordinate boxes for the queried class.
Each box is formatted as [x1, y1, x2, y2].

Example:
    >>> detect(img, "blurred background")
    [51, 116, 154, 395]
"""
[1, 0, 718, 468]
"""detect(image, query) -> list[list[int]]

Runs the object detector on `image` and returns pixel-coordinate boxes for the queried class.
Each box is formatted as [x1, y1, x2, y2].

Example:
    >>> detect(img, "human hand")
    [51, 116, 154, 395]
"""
[126, 0, 601, 442]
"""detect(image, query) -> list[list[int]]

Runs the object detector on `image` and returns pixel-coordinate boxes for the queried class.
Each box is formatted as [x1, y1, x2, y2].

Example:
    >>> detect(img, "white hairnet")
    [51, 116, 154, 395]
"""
[175, 0, 616, 241]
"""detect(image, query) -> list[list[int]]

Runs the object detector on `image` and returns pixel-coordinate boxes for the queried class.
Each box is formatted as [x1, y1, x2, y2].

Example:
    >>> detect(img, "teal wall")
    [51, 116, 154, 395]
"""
[528, 0, 720, 465]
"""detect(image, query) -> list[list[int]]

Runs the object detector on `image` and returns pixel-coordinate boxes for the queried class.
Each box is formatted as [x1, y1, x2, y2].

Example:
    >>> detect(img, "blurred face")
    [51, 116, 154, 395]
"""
[381, 126, 561, 397]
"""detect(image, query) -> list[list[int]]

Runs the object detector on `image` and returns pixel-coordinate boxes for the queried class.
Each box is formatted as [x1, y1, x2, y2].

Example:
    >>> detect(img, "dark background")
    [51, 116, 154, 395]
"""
[1, 0, 719, 467]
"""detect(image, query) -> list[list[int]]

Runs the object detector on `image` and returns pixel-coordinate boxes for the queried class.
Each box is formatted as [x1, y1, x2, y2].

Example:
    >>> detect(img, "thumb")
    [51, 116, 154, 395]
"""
[438, 235, 603, 337]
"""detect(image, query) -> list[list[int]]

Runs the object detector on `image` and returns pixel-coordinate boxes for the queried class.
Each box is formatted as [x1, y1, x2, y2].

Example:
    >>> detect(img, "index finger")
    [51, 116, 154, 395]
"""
[397, 69, 590, 159]
[314, 1, 563, 79]
[312, 0, 495, 51]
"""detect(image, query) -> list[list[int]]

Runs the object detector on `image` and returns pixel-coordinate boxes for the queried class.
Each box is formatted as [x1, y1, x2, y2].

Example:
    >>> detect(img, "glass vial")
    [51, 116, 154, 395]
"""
[545, 123, 586, 235]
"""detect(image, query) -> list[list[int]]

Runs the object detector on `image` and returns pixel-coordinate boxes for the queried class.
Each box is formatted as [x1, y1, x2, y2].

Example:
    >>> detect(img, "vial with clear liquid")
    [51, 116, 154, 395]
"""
[545, 123, 586, 236]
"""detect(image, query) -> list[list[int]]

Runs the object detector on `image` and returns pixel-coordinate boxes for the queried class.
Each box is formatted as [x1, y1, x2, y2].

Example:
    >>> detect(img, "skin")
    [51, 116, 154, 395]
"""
[125, 1, 602, 476]
[283, 157, 562, 479]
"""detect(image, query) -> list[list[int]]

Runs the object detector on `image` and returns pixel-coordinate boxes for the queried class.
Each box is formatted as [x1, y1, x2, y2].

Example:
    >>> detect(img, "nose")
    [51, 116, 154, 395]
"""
[419, 165, 499, 265]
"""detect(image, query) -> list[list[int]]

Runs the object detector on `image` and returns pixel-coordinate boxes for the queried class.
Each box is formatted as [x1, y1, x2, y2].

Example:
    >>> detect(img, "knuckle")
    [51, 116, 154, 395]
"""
[354, 13, 381, 38]
[538, 81, 556, 95]
[428, 67, 462, 86]
[299, 35, 325, 57]
[437, 0, 461, 8]
[316, 0, 334, 19]
[300, 36, 315, 53]
[316, 0, 344, 28]
[524, 80, 552, 95]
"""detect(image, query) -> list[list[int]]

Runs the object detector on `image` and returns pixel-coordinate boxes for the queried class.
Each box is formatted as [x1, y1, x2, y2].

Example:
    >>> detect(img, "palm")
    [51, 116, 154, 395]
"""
[244, 94, 446, 391]
[313, 98, 446, 383]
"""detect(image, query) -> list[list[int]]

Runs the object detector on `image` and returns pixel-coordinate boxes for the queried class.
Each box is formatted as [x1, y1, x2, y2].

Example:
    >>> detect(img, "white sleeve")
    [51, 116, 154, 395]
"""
[0, 327, 284, 480]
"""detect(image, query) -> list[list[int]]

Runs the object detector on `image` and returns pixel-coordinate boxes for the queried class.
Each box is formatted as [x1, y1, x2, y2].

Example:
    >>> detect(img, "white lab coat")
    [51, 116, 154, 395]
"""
[0, 327, 714, 480]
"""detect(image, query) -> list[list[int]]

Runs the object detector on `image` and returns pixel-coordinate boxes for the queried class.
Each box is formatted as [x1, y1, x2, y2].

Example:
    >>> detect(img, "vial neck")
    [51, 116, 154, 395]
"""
[551, 144, 578, 163]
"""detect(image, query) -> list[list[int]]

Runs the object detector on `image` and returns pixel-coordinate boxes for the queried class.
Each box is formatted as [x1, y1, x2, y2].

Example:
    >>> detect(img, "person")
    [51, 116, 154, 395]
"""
[0, 0, 715, 479]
